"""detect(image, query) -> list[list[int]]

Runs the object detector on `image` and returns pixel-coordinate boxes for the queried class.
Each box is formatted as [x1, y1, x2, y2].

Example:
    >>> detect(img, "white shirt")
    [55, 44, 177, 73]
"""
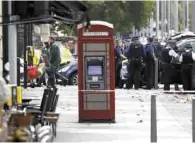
[165, 46, 179, 58]
[179, 50, 195, 62]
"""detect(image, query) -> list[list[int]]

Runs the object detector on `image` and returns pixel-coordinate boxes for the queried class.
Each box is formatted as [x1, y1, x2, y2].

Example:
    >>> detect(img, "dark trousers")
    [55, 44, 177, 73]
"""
[162, 63, 172, 90]
[115, 61, 122, 87]
[46, 65, 58, 87]
[127, 59, 141, 89]
[37, 72, 46, 86]
[145, 61, 154, 89]
[191, 63, 195, 90]
[181, 64, 192, 90]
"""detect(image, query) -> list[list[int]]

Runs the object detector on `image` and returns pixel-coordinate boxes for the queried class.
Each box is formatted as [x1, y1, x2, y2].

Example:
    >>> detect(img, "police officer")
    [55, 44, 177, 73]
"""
[115, 39, 127, 88]
[144, 37, 157, 89]
[126, 36, 146, 89]
[179, 43, 195, 90]
[153, 38, 162, 58]
[161, 40, 179, 90]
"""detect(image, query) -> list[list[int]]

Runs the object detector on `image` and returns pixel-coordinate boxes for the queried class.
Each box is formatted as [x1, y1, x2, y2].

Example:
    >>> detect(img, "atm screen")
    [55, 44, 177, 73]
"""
[88, 66, 102, 76]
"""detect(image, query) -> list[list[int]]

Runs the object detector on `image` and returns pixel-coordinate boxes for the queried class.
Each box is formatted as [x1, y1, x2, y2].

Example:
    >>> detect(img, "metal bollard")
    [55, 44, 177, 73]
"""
[151, 95, 157, 142]
[154, 59, 159, 89]
[192, 97, 195, 142]
[7, 85, 22, 108]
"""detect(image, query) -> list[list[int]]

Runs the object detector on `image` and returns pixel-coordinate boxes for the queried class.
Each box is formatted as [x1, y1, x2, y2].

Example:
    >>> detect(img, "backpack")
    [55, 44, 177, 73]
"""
[129, 42, 142, 58]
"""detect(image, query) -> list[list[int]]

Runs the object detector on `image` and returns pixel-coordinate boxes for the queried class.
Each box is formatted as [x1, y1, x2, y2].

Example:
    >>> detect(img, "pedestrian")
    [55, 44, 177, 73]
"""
[46, 37, 61, 87]
[114, 39, 127, 88]
[161, 40, 179, 90]
[144, 37, 157, 89]
[179, 43, 195, 90]
[37, 42, 50, 87]
[125, 36, 146, 90]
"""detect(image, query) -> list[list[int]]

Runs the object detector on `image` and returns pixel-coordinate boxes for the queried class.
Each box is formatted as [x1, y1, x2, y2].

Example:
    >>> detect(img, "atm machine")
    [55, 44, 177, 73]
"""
[85, 56, 105, 90]
[77, 21, 115, 122]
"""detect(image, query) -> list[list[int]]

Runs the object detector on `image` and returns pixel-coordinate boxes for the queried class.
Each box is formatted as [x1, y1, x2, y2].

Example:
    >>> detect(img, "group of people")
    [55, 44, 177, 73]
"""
[161, 41, 195, 91]
[115, 36, 195, 91]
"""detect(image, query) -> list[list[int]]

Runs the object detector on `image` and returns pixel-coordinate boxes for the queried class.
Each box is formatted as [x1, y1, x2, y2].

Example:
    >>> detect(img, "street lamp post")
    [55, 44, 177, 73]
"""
[182, 1, 186, 30]
[174, 0, 178, 33]
[164, 0, 166, 38]
[156, 0, 159, 39]
[167, 0, 171, 36]
[187, 0, 189, 30]
[161, 1, 164, 40]
[192, 1, 195, 32]
[8, 1, 17, 85]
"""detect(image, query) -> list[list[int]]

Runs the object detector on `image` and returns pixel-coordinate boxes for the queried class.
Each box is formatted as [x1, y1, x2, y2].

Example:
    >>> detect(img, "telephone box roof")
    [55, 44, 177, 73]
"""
[78, 21, 114, 29]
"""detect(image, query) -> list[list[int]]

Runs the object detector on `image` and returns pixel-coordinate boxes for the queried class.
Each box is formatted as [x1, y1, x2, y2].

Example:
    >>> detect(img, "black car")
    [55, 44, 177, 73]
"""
[57, 58, 78, 85]
[168, 31, 195, 41]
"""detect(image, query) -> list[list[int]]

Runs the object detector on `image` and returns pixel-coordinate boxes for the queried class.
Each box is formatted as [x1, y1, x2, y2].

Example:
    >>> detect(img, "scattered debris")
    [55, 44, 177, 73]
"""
[174, 95, 179, 99]
[179, 100, 186, 103]
[137, 120, 143, 123]
[178, 97, 192, 103]
[139, 99, 144, 102]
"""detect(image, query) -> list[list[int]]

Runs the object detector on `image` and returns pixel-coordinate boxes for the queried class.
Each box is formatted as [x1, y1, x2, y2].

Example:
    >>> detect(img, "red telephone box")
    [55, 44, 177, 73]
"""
[77, 21, 115, 122]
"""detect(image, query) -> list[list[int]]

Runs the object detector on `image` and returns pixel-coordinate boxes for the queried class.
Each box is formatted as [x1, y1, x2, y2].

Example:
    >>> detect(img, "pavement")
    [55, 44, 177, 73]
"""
[23, 85, 193, 142]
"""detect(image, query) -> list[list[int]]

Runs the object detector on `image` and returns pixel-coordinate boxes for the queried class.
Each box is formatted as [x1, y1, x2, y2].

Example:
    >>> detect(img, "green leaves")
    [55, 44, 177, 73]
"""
[51, 1, 155, 35]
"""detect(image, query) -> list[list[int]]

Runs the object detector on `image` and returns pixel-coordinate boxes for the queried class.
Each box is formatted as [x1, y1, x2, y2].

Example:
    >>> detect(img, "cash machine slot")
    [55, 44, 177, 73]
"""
[90, 84, 100, 89]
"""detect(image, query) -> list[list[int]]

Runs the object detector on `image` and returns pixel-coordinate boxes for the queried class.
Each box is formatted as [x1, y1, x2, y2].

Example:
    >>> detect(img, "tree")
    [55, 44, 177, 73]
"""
[51, 1, 155, 35]
[50, 23, 74, 36]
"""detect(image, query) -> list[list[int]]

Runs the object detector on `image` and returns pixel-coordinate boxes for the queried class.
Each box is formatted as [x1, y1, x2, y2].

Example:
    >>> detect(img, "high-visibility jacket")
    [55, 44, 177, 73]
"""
[33, 49, 42, 66]
[61, 46, 72, 64]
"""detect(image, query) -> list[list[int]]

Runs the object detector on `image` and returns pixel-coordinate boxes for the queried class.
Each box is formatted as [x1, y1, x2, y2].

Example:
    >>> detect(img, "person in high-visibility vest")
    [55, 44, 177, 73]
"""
[60, 40, 73, 65]
[34, 47, 42, 66]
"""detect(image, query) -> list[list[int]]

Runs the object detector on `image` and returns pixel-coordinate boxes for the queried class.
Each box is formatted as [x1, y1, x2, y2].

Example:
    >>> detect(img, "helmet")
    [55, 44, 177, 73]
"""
[115, 38, 122, 46]
[185, 43, 192, 49]
[131, 36, 139, 41]
[147, 37, 153, 42]
[167, 40, 177, 49]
